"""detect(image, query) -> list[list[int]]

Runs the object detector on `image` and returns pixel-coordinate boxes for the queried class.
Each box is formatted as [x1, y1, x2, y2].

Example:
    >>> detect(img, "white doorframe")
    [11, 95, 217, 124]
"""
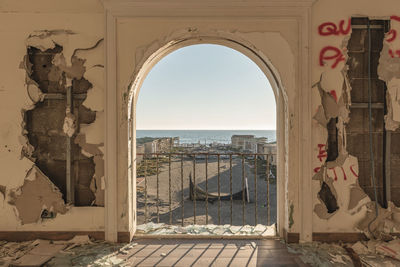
[103, 0, 315, 242]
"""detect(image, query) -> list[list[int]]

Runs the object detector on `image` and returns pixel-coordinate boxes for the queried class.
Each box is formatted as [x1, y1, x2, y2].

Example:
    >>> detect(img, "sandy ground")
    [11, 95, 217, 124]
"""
[137, 156, 277, 226]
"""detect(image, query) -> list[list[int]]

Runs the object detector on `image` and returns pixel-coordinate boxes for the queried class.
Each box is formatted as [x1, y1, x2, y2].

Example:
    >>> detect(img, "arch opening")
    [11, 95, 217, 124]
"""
[127, 36, 288, 237]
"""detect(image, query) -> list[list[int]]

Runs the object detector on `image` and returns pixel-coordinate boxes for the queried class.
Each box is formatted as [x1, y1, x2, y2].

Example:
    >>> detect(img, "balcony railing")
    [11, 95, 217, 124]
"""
[136, 152, 275, 229]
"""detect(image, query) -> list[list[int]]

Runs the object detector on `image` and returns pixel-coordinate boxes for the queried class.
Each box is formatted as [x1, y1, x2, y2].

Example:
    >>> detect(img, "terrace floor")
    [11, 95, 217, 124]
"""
[118, 238, 308, 267]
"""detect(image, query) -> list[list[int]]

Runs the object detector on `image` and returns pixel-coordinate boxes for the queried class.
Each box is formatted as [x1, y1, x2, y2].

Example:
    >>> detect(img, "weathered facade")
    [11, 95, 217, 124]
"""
[231, 135, 267, 153]
[1, 0, 400, 244]
[258, 143, 277, 166]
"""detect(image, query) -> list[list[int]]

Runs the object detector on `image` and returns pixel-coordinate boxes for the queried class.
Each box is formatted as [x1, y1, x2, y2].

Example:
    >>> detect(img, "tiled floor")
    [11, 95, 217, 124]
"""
[120, 238, 308, 267]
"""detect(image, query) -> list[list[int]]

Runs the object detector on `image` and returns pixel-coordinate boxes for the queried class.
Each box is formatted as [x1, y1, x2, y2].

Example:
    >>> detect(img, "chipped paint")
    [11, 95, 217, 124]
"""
[0, 5, 104, 232]
[312, 14, 372, 231]
[9, 166, 67, 224]
[311, 6, 400, 237]
[3, 30, 105, 224]
[289, 203, 294, 229]
[379, 44, 400, 130]
[63, 109, 77, 138]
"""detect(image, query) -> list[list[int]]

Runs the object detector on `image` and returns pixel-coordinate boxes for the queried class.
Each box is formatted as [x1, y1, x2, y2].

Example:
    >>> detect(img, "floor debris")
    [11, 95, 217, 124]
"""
[287, 242, 354, 266]
[53, 235, 93, 251]
[287, 240, 400, 267]
[0, 235, 127, 267]
[4, 231, 400, 266]
[376, 238, 400, 260]
[45, 241, 125, 267]
[136, 222, 276, 236]
[349, 239, 400, 266]
[11, 240, 65, 267]
[357, 202, 400, 240]
[0, 240, 40, 266]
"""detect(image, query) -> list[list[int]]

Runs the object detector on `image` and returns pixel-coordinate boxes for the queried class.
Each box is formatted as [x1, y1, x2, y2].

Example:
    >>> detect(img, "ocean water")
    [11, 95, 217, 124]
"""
[137, 130, 276, 144]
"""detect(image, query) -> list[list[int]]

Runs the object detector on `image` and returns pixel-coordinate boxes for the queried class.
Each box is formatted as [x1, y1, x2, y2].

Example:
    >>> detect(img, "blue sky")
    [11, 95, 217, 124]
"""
[136, 44, 276, 130]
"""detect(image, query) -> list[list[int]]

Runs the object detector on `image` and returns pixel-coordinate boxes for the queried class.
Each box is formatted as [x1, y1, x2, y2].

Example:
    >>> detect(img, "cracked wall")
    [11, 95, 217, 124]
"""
[0, 2, 105, 231]
[23, 32, 105, 211]
[312, 0, 400, 233]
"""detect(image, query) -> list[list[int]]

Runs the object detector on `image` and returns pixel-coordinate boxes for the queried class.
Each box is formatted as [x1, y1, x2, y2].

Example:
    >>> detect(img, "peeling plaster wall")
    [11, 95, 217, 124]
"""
[0, 0, 105, 231]
[312, 0, 400, 232]
[7, 0, 400, 237]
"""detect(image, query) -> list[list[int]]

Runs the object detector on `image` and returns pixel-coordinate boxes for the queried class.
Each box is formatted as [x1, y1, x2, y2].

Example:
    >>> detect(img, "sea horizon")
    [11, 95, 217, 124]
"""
[137, 129, 276, 144]
[136, 129, 276, 131]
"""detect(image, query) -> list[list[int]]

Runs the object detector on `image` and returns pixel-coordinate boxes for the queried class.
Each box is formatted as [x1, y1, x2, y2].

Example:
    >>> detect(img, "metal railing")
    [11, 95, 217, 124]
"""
[136, 152, 275, 228]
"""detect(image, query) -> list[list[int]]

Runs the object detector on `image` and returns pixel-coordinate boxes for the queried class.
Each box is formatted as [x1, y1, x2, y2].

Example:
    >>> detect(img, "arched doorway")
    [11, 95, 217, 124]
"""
[103, 2, 314, 243]
[127, 36, 288, 237]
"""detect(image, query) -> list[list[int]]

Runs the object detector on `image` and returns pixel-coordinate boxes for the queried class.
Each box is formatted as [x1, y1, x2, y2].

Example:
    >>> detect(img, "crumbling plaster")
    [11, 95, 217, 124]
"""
[312, 0, 400, 233]
[0, 3, 105, 231]
[8, 0, 400, 240]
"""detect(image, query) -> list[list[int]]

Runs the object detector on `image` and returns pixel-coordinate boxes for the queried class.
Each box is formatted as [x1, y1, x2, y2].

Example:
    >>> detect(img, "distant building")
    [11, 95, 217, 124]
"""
[144, 140, 158, 154]
[231, 135, 267, 153]
[136, 144, 145, 163]
[139, 137, 179, 156]
[257, 143, 277, 166]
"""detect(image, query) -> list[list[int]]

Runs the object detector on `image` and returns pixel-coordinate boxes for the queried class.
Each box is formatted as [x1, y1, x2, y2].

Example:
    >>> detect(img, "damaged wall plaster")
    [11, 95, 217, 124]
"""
[312, 0, 400, 233]
[4, 0, 400, 238]
[312, 14, 371, 231]
[8, 166, 67, 224]
[22, 31, 105, 209]
[312, 15, 382, 231]
[0, 2, 105, 232]
[378, 18, 400, 131]
[0, 13, 104, 229]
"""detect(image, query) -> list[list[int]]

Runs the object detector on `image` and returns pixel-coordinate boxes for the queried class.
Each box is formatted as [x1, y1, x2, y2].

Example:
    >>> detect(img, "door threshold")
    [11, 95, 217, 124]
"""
[133, 234, 279, 240]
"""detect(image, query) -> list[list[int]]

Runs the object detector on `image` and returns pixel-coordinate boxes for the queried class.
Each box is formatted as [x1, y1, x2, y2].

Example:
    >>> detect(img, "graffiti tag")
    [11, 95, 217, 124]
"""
[318, 19, 351, 36]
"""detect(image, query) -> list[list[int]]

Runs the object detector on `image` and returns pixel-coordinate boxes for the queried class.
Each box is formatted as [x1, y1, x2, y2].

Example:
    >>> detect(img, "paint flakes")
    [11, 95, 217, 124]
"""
[10, 166, 67, 224]
[348, 185, 368, 210]
[62, 109, 76, 138]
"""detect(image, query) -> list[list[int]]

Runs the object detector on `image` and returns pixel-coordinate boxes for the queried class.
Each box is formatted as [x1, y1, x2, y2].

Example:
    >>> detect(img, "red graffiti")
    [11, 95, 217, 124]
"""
[314, 164, 358, 181]
[314, 164, 359, 181]
[387, 29, 397, 42]
[319, 46, 345, 68]
[317, 144, 327, 162]
[330, 90, 338, 102]
[328, 166, 348, 181]
[389, 49, 400, 58]
[340, 166, 347, 180]
[318, 19, 351, 36]
[391, 15, 400, 22]
[349, 164, 359, 178]
[386, 16, 400, 57]
[329, 167, 338, 181]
